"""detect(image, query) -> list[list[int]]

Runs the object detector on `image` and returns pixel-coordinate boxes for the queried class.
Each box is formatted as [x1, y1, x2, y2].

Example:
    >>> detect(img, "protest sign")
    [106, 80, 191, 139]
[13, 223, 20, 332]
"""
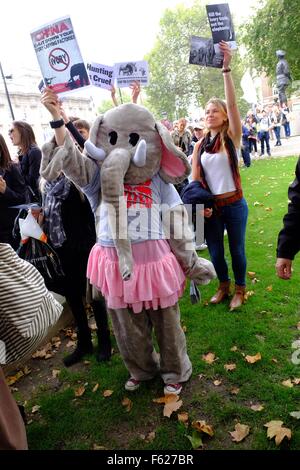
[206, 3, 237, 54]
[114, 60, 148, 88]
[189, 36, 223, 68]
[87, 62, 115, 90]
[31, 16, 90, 94]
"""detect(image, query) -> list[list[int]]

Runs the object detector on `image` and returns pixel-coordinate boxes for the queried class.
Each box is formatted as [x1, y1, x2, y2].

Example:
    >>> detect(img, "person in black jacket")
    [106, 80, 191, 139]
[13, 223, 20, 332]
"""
[276, 157, 300, 279]
[38, 175, 111, 367]
[9, 121, 42, 203]
[0, 134, 27, 249]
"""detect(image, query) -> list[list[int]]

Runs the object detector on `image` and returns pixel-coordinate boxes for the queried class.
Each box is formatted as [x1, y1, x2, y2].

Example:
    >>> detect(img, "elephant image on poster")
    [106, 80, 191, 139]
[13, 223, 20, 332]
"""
[66, 63, 89, 89]
[119, 63, 137, 76]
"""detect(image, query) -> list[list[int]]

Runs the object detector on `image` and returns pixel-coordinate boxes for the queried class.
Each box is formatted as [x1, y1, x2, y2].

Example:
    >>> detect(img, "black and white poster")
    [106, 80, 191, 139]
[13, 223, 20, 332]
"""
[189, 36, 223, 68]
[206, 3, 237, 54]
[114, 60, 148, 88]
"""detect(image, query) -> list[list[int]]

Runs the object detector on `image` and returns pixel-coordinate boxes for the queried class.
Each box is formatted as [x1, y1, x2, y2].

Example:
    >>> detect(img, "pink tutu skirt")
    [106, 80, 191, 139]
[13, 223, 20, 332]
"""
[87, 239, 186, 313]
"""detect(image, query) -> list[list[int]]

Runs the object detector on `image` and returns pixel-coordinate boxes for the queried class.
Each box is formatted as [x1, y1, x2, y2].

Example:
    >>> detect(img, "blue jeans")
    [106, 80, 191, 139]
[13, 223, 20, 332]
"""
[283, 122, 291, 137]
[205, 198, 248, 286]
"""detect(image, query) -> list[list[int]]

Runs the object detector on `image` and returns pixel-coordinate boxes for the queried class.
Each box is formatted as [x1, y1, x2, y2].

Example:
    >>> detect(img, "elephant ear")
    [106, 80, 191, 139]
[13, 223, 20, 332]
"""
[156, 121, 191, 184]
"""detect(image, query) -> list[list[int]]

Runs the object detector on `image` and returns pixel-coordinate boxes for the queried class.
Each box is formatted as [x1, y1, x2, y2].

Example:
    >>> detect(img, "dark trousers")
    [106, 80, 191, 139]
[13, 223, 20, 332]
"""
[283, 122, 291, 137]
[273, 126, 281, 145]
[260, 131, 270, 155]
[241, 140, 251, 167]
[249, 138, 257, 153]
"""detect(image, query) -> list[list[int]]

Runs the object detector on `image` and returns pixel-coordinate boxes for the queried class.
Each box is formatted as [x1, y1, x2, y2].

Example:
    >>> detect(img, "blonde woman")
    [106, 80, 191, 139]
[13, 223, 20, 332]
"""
[192, 41, 248, 310]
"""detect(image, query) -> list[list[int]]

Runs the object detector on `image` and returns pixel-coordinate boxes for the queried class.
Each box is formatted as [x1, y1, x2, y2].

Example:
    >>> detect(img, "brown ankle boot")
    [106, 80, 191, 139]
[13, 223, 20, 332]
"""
[210, 281, 231, 304]
[229, 285, 246, 310]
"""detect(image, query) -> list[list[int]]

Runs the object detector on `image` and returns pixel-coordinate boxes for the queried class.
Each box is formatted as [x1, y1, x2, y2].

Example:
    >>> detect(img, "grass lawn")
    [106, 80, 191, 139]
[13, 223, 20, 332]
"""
[17, 156, 300, 450]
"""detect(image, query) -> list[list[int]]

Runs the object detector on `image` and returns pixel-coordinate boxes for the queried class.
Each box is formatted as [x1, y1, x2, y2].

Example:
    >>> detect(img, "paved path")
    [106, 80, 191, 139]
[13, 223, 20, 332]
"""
[255, 135, 300, 159]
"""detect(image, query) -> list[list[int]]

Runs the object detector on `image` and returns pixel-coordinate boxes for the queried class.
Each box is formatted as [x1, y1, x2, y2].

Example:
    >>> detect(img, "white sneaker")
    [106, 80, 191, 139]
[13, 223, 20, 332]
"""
[125, 377, 140, 391]
[164, 383, 182, 395]
[195, 243, 207, 251]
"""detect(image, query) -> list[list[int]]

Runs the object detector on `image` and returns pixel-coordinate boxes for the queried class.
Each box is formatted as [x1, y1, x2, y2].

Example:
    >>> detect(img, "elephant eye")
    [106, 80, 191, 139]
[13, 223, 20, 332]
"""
[108, 131, 118, 145]
[129, 133, 139, 147]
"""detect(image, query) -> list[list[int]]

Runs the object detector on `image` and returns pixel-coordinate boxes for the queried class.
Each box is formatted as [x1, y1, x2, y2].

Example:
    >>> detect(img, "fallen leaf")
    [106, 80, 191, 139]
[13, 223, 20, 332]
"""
[52, 369, 60, 378]
[6, 371, 24, 386]
[290, 411, 300, 420]
[202, 352, 217, 364]
[230, 346, 238, 352]
[224, 363, 236, 371]
[182, 325, 187, 333]
[250, 404, 264, 411]
[253, 201, 261, 206]
[230, 387, 240, 395]
[74, 386, 86, 397]
[247, 271, 256, 278]
[164, 398, 183, 418]
[213, 380, 222, 386]
[264, 192, 271, 197]
[186, 430, 203, 449]
[153, 394, 179, 404]
[192, 420, 214, 437]
[92, 383, 99, 393]
[122, 397, 133, 412]
[264, 420, 292, 446]
[92, 444, 107, 450]
[266, 285, 273, 292]
[271, 358, 278, 364]
[103, 389, 114, 398]
[292, 378, 300, 385]
[31, 405, 41, 414]
[31, 342, 53, 359]
[244, 290, 255, 300]
[23, 366, 31, 375]
[265, 207, 272, 212]
[281, 379, 293, 388]
[90, 322, 97, 331]
[229, 423, 250, 442]
[245, 353, 262, 364]
[84, 360, 91, 365]
[178, 412, 189, 424]
[297, 322, 300, 330]
[145, 431, 156, 443]
[198, 374, 205, 380]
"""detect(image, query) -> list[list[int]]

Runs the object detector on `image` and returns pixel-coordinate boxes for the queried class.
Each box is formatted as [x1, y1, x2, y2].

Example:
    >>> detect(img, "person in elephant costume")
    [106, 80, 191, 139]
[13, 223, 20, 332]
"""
[40, 88, 216, 395]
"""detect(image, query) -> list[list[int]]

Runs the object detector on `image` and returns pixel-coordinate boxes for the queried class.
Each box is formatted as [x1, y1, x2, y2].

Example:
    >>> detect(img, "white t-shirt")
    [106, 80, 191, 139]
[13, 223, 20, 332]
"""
[201, 150, 236, 195]
[94, 173, 182, 246]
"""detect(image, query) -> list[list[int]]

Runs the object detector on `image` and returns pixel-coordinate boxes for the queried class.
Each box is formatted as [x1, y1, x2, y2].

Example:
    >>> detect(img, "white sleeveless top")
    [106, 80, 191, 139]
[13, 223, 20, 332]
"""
[201, 150, 236, 195]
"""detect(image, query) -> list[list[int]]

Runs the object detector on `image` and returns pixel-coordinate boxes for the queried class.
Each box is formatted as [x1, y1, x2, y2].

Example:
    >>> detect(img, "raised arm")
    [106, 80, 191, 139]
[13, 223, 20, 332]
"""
[220, 41, 242, 147]
[110, 85, 119, 107]
[41, 87, 66, 146]
[130, 81, 141, 104]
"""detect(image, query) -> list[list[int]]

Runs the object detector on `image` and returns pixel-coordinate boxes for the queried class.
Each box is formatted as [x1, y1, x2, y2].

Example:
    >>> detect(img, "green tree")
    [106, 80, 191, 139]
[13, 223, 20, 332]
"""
[145, 0, 247, 120]
[241, 0, 300, 86]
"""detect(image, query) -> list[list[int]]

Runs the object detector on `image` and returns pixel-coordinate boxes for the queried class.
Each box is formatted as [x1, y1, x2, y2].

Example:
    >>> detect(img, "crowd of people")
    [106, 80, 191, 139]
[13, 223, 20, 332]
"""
[1, 44, 299, 449]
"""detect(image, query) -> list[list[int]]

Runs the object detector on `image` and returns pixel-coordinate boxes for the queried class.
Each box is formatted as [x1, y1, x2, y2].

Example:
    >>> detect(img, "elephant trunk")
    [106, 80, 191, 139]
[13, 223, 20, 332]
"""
[101, 148, 133, 280]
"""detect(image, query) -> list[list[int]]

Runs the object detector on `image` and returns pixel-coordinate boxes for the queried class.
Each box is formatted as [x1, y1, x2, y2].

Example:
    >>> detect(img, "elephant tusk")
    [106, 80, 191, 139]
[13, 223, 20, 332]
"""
[132, 139, 147, 167]
[84, 140, 106, 161]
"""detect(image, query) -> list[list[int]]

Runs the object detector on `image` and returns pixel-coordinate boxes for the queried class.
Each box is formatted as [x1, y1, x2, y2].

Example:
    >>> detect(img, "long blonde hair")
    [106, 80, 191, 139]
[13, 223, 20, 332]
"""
[204, 98, 229, 147]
